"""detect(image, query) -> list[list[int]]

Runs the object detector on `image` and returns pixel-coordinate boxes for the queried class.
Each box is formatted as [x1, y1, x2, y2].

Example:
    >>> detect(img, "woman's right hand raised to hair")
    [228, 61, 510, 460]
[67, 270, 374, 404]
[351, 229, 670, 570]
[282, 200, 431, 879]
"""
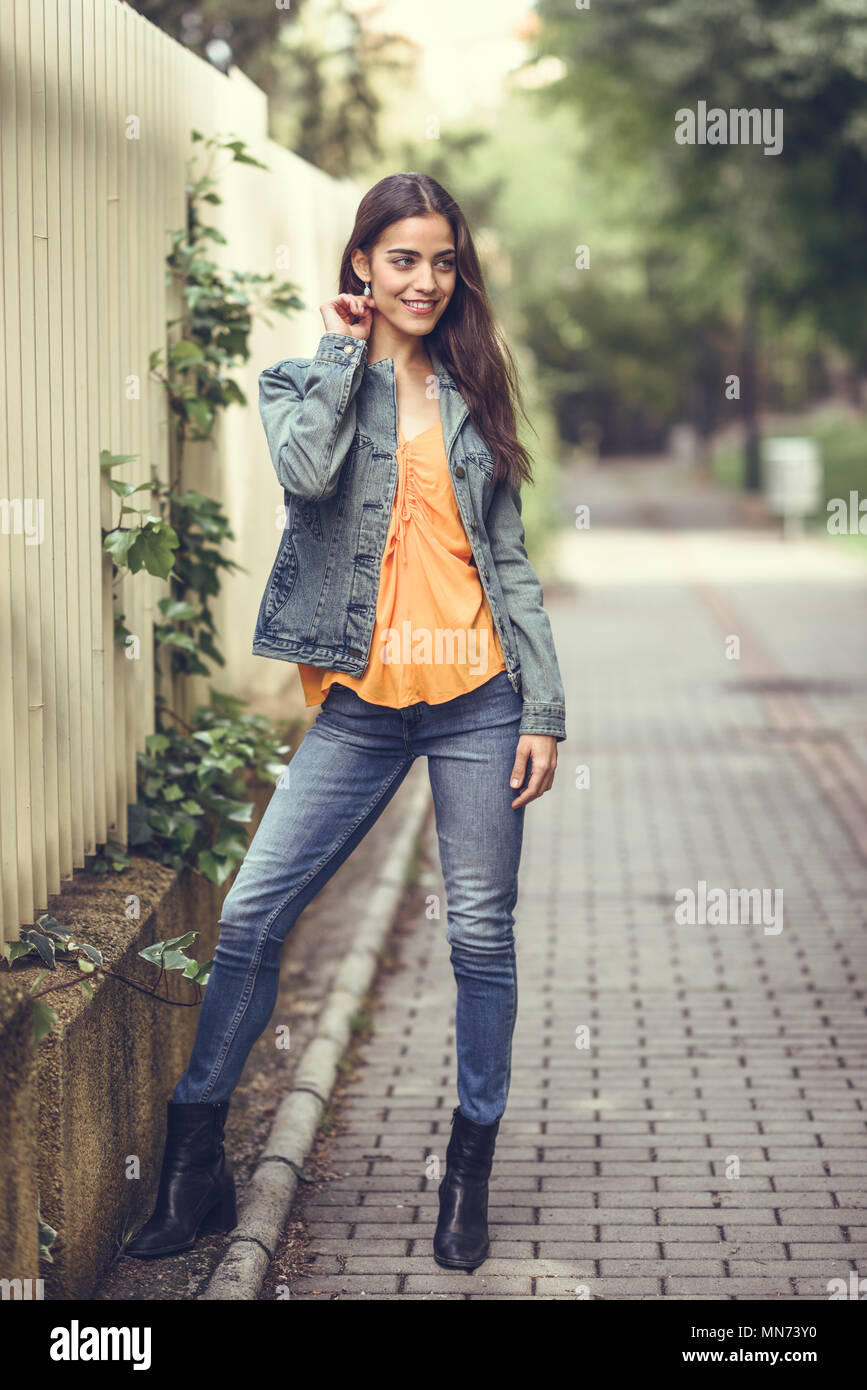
[320, 292, 377, 341]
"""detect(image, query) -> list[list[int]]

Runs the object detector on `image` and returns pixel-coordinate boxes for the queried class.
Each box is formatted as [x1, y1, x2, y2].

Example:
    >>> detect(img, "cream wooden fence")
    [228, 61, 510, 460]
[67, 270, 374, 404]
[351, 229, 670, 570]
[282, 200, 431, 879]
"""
[0, 0, 360, 943]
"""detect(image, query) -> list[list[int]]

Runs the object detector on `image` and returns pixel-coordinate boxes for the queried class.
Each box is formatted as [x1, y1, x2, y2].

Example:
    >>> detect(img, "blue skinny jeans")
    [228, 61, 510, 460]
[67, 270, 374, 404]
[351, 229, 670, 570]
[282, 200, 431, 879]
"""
[172, 669, 526, 1124]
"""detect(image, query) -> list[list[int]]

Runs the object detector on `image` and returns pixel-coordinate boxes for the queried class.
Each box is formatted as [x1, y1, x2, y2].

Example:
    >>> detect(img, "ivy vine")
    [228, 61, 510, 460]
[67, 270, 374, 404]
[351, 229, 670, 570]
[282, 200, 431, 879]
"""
[97, 129, 304, 883]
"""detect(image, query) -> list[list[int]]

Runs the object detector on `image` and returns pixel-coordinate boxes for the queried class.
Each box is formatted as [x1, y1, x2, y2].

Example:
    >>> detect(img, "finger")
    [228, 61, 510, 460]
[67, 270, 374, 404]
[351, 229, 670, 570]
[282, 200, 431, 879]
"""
[511, 754, 557, 806]
[510, 766, 547, 808]
[509, 751, 529, 791]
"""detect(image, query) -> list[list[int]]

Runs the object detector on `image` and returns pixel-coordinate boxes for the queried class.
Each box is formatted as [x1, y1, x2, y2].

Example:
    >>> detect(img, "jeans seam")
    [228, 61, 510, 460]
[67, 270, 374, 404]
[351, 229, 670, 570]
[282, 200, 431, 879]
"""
[197, 749, 414, 1100]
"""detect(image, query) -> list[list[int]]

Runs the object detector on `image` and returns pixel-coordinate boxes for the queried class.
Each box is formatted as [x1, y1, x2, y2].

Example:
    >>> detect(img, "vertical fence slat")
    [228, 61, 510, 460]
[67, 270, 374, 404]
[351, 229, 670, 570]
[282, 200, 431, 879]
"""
[44, 0, 73, 886]
[105, 0, 127, 839]
[93, 0, 116, 840]
[115, 0, 132, 818]
[68, 0, 96, 858]
[16, 0, 47, 911]
[56, 0, 85, 881]
[30, 0, 60, 907]
[0, 0, 24, 936]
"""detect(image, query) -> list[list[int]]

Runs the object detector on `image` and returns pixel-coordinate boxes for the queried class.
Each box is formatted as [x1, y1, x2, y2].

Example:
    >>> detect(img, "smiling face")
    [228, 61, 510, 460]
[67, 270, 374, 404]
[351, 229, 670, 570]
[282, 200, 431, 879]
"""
[351, 213, 457, 338]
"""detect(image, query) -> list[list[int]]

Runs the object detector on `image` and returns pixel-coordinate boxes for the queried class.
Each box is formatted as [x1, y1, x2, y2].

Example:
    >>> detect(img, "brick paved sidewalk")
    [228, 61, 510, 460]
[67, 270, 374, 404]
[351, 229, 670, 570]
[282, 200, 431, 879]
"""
[289, 463, 867, 1301]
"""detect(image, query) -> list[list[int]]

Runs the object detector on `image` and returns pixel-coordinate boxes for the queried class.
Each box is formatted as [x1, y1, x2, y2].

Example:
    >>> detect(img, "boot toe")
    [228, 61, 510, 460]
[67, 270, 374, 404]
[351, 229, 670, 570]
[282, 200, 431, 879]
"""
[124, 1221, 190, 1259]
[433, 1233, 489, 1270]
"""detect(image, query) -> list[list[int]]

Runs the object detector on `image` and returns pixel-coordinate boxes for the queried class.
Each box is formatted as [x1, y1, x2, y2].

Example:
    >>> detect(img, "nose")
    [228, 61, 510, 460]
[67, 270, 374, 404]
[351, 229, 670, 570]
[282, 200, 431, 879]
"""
[411, 265, 438, 294]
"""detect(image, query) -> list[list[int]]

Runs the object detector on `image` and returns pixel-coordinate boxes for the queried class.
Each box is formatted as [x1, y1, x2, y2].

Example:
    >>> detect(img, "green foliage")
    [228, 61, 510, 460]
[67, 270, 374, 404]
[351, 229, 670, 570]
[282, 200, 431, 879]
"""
[128, 690, 289, 885]
[1, 911, 219, 1053]
[3, 914, 104, 973]
[38, 1196, 57, 1264]
[102, 132, 304, 675]
[153, 130, 303, 459]
[101, 450, 180, 581]
[154, 489, 244, 677]
[524, 0, 867, 452]
[128, 1, 391, 179]
[86, 839, 132, 875]
[0, 913, 104, 1046]
[138, 930, 213, 987]
[95, 130, 302, 884]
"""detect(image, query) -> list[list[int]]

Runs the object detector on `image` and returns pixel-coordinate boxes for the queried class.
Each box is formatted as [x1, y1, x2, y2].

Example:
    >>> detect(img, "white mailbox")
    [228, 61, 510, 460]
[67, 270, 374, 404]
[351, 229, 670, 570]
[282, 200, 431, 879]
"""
[761, 437, 823, 534]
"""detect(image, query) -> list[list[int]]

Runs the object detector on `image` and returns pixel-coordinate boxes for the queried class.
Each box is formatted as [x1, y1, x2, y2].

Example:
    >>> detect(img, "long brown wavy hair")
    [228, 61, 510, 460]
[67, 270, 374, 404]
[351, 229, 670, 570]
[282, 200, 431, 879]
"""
[338, 172, 534, 489]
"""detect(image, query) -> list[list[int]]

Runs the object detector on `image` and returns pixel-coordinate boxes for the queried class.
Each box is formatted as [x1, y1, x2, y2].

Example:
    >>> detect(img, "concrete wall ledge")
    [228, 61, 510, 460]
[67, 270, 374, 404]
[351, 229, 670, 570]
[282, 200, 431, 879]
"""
[0, 841, 229, 1299]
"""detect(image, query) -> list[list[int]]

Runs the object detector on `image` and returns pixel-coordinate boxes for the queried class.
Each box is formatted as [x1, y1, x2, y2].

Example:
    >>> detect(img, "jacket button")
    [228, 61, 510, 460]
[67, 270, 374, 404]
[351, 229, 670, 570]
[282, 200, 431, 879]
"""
[484, 569, 490, 579]
[343, 344, 355, 354]
[454, 465, 465, 478]
[470, 520, 478, 530]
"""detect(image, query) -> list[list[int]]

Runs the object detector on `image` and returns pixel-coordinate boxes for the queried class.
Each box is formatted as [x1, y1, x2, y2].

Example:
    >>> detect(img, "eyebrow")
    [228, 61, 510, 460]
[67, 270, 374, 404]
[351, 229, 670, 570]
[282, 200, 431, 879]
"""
[385, 246, 455, 255]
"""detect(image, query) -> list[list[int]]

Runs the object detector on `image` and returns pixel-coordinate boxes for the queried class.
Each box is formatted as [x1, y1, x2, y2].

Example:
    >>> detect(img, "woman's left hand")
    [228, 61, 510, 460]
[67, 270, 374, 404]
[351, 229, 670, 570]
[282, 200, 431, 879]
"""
[508, 735, 558, 808]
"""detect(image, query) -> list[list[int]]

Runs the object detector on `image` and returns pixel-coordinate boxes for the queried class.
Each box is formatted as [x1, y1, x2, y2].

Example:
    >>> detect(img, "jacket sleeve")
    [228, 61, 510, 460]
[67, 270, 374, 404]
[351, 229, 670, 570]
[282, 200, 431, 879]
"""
[485, 477, 567, 743]
[258, 332, 369, 501]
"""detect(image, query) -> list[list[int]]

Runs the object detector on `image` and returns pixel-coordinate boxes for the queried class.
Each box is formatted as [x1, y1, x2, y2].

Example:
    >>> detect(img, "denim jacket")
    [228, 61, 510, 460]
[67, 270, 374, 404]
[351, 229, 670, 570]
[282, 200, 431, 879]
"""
[252, 330, 567, 742]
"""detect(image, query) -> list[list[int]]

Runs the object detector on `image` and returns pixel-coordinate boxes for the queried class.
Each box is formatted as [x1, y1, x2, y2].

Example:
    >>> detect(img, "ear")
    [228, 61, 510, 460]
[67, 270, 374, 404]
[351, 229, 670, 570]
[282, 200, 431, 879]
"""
[350, 249, 370, 283]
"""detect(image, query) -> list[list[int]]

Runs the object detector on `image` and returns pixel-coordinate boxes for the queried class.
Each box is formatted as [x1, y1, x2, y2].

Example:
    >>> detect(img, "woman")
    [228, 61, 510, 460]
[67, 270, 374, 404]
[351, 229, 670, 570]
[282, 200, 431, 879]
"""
[126, 172, 566, 1273]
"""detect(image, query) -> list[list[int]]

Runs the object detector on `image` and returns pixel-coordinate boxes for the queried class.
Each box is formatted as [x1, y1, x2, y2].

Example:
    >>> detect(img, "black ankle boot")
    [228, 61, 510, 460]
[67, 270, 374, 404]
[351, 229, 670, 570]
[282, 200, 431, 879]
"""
[124, 1100, 237, 1258]
[433, 1106, 500, 1271]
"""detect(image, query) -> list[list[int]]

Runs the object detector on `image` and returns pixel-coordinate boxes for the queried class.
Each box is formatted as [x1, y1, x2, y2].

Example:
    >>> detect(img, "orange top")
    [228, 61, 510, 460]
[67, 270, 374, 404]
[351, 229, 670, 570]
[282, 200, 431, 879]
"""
[297, 420, 506, 708]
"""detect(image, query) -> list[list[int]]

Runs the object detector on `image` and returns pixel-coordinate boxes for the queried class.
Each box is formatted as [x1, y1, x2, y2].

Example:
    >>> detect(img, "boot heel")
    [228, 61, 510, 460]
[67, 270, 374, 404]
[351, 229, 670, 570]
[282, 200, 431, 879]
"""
[199, 1178, 237, 1234]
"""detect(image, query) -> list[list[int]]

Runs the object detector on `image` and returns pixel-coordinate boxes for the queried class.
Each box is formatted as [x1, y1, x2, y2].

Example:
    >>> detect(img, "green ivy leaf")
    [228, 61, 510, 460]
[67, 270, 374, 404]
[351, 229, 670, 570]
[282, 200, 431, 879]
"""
[103, 528, 138, 564]
[127, 526, 178, 580]
[157, 597, 199, 621]
[185, 397, 214, 434]
[138, 931, 198, 968]
[155, 629, 198, 652]
[169, 339, 206, 366]
[35, 914, 73, 941]
[196, 849, 236, 886]
[2, 939, 36, 965]
[33, 999, 58, 1047]
[37, 1198, 57, 1261]
[24, 931, 56, 970]
[100, 450, 139, 472]
[107, 478, 153, 500]
[208, 796, 254, 824]
[183, 957, 213, 986]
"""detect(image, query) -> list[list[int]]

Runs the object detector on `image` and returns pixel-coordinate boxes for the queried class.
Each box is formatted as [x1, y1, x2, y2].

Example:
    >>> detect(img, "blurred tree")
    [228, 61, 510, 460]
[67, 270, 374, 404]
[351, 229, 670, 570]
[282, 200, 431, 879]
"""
[127, 0, 399, 176]
[531, 0, 867, 480]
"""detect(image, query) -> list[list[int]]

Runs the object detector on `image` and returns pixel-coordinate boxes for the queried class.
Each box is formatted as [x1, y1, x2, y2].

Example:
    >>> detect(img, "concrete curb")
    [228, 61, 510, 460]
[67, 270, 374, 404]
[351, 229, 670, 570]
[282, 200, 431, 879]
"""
[198, 762, 432, 1300]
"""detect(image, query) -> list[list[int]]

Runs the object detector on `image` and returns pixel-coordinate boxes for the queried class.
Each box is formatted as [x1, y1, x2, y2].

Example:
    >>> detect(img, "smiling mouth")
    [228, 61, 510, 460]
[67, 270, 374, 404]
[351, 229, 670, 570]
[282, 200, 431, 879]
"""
[401, 299, 439, 314]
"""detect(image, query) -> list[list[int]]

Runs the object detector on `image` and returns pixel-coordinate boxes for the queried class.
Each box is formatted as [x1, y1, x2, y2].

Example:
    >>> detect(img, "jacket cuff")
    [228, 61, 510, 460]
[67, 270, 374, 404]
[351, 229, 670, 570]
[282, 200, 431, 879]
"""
[312, 332, 369, 367]
[519, 700, 566, 743]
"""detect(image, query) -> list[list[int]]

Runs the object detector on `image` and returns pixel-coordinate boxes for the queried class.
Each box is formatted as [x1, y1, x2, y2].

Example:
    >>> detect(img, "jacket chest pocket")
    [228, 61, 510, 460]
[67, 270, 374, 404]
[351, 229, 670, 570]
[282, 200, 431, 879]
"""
[463, 449, 495, 483]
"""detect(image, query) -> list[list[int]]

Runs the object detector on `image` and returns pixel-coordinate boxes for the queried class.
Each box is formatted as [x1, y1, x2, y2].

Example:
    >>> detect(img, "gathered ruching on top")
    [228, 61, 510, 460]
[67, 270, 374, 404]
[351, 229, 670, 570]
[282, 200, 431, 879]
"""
[296, 420, 506, 709]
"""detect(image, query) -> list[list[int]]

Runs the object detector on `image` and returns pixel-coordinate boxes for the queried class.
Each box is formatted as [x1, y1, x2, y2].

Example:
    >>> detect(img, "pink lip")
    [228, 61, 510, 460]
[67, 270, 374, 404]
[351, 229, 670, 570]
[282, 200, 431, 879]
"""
[401, 299, 438, 315]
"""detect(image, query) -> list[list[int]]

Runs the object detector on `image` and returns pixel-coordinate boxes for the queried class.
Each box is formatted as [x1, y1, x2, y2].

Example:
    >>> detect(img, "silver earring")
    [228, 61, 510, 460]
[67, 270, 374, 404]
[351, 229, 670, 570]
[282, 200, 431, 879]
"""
[363, 281, 371, 296]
